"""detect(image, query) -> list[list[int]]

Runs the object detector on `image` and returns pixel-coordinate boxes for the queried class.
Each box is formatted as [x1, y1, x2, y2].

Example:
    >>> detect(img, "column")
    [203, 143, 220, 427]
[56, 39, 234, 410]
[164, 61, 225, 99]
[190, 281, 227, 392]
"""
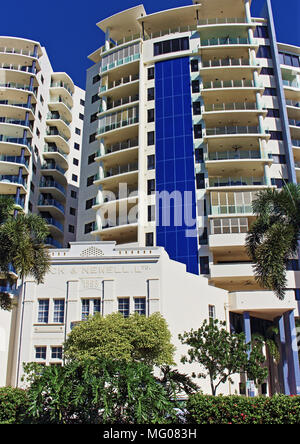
[244, 0, 251, 23]
[147, 279, 160, 315]
[284, 310, 300, 395]
[65, 281, 79, 340]
[278, 315, 290, 394]
[243, 311, 255, 397]
[102, 280, 115, 315]
[105, 27, 111, 51]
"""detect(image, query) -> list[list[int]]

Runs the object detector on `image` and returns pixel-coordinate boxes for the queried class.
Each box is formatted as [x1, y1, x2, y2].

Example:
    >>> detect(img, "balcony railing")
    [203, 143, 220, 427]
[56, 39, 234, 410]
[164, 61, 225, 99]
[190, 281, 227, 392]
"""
[45, 237, 62, 248]
[0, 63, 37, 74]
[46, 128, 69, 142]
[292, 139, 300, 147]
[50, 81, 73, 96]
[204, 102, 259, 112]
[41, 162, 66, 175]
[38, 197, 65, 214]
[0, 155, 29, 167]
[103, 162, 138, 178]
[295, 161, 300, 168]
[198, 18, 248, 25]
[100, 217, 137, 230]
[44, 144, 67, 158]
[0, 135, 32, 150]
[0, 174, 27, 188]
[286, 100, 300, 108]
[95, 189, 138, 205]
[0, 117, 33, 130]
[104, 138, 139, 155]
[46, 112, 70, 126]
[206, 150, 262, 161]
[203, 79, 256, 90]
[102, 73, 139, 92]
[0, 46, 37, 57]
[39, 178, 66, 195]
[209, 176, 265, 187]
[49, 96, 72, 110]
[97, 116, 139, 136]
[211, 204, 253, 215]
[282, 79, 300, 89]
[43, 217, 64, 232]
[289, 119, 300, 127]
[105, 94, 139, 112]
[0, 99, 35, 112]
[0, 82, 37, 95]
[206, 125, 261, 136]
[201, 57, 255, 68]
[201, 37, 252, 47]
[100, 53, 140, 74]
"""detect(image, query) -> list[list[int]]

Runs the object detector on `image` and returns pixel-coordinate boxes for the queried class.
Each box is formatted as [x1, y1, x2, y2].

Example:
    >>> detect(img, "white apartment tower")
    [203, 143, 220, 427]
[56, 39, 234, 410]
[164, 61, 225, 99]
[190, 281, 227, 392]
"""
[0, 36, 85, 251]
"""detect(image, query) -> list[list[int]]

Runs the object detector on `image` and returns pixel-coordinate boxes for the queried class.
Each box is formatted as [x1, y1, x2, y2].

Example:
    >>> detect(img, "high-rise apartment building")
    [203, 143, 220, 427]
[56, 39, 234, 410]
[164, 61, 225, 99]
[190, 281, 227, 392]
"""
[0, 36, 85, 249]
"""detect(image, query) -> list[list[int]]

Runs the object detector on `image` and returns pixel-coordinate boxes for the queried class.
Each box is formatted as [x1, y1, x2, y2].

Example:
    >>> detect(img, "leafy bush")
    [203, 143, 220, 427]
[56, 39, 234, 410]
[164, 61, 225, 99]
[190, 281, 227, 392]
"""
[186, 394, 300, 424]
[0, 386, 28, 424]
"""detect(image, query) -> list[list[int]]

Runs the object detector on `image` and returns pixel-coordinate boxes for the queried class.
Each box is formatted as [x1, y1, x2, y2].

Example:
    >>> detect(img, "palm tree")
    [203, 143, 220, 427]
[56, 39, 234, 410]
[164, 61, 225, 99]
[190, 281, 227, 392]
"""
[0, 196, 51, 310]
[246, 183, 300, 300]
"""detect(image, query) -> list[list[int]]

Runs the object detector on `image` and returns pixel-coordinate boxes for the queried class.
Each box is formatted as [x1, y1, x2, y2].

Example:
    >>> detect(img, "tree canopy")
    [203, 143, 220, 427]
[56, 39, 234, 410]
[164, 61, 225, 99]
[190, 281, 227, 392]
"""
[63, 312, 176, 366]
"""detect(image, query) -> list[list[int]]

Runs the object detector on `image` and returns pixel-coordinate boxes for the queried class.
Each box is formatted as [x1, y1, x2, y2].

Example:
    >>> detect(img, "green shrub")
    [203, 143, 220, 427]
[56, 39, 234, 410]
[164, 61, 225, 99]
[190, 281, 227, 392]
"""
[186, 394, 300, 424]
[0, 386, 28, 424]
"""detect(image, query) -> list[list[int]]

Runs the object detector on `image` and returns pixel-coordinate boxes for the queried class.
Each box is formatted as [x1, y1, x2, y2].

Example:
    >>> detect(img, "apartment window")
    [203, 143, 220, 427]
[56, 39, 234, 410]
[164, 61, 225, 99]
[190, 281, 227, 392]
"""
[147, 131, 155, 146]
[91, 94, 99, 103]
[69, 224, 75, 233]
[38, 111, 42, 121]
[295, 289, 300, 301]
[30, 182, 35, 193]
[147, 179, 155, 195]
[271, 178, 285, 188]
[195, 148, 203, 163]
[269, 130, 283, 140]
[80, 99, 85, 106]
[79, 113, 84, 120]
[40, 95, 44, 104]
[92, 74, 100, 84]
[84, 221, 95, 234]
[32, 163, 36, 174]
[200, 256, 210, 275]
[93, 299, 101, 314]
[148, 205, 155, 222]
[148, 67, 155, 80]
[286, 259, 300, 271]
[88, 153, 96, 164]
[279, 52, 300, 67]
[145, 232, 154, 247]
[208, 305, 216, 324]
[192, 80, 200, 93]
[154, 37, 189, 56]
[72, 174, 78, 182]
[40, 74, 44, 84]
[70, 207, 76, 216]
[134, 298, 146, 316]
[199, 227, 208, 245]
[87, 175, 95, 186]
[192, 101, 201, 115]
[118, 298, 130, 318]
[85, 198, 95, 209]
[260, 67, 274, 75]
[38, 299, 49, 323]
[266, 108, 280, 117]
[257, 45, 272, 58]
[148, 87, 155, 101]
[263, 87, 277, 96]
[147, 108, 155, 123]
[73, 158, 79, 166]
[191, 59, 199, 72]
[71, 190, 77, 198]
[272, 154, 286, 164]
[194, 124, 202, 139]
[196, 173, 205, 189]
[75, 127, 81, 135]
[89, 133, 97, 143]
[90, 112, 98, 123]
[51, 347, 62, 359]
[254, 26, 269, 38]
[36, 127, 40, 137]
[81, 299, 90, 320]
[74, 142, 80, 150]
[53, 299, 64, 323]
[147, 154, 155, 170]
[35, 346, 46, 360]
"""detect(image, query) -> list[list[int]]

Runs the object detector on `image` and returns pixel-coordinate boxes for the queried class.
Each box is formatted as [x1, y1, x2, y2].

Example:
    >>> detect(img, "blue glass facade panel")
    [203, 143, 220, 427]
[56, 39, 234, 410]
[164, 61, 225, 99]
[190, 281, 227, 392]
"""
[155, 57, 199, 275]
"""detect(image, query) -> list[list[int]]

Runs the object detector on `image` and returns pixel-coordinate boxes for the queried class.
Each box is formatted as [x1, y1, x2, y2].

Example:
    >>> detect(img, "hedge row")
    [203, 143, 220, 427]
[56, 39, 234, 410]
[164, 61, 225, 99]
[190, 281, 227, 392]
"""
[1, 386, 299, 424]
[186, 393, 300, 424]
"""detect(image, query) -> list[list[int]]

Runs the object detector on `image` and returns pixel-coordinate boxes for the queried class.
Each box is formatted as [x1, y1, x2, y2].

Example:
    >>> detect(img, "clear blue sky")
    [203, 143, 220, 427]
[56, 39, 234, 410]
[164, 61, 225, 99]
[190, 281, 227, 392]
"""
[1, 0, 299, 89]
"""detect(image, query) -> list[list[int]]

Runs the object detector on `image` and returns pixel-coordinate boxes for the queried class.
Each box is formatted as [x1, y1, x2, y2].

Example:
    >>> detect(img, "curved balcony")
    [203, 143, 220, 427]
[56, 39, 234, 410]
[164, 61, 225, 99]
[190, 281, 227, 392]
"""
[99, 94, 139, 116]
[208, 175, 268, 190]
[282, 79, 300, 102]
[46, 113, 71, 139]
[197, 18, 256, 28]
[96, 116, 139, 139]
[0, 117, 33, 138]
[41, 161, 67, 183]
[202, 102, 267, 125]
[0, 100, 35, 121]
[94, 161, 138, 187]
[44, 236, 62, 249]
[200, 57, 260, 76]
[0, 81, 38, 102]
[100, 73, 139, 97]
[43, 144, 68, 170]
[0, 174, 27, 193]
[289, 119, 300, 139]
[0, 136, 32, 156]
[48, 96, 72, 122]
[39, 178, 66, 201]
[45, 127, 70, 155]
[204, 126, 269, 147]
[51, 72, 74, 94]
[42, 217, 64, 235]
[199, 36, 258, 56]
[0, 39, 42, 72]
[92, 217, 138, 245]
[99, 53, 140, 75]
[93, 189, 138, 211]
[96, 137, 139, 163]
[37, 196, 65, 218]
[0, 154, 30, 175]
